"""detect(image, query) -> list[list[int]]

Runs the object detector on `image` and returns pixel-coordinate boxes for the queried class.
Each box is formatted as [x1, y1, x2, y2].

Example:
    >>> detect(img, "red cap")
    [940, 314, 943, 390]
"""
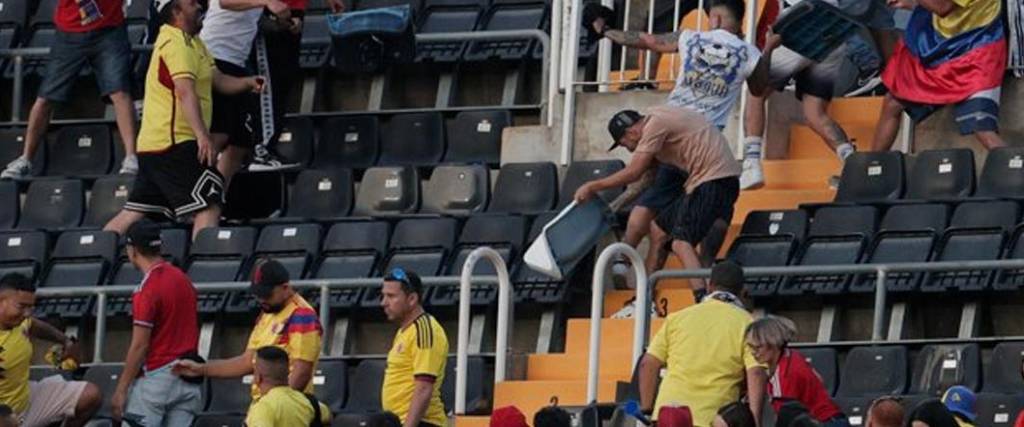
[658, 406, 694, 427]
[490, 406, 529, 427]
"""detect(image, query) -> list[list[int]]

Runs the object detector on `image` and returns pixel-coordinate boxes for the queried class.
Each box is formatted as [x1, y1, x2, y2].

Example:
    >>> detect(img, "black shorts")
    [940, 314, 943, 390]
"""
[637, 164, 688, 212]
[655, 176, 739, 245]
[125, 141, 226, 219]
[211, 59, 259, 148]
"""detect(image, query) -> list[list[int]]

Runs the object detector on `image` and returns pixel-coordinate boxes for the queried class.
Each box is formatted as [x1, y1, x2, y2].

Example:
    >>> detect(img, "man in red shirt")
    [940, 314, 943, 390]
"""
[110, 222, 201, 426]
[1, 0, 138, 180]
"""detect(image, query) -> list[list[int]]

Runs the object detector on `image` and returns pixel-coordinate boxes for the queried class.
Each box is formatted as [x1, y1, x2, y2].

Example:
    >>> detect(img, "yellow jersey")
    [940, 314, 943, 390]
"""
[647, 299, 763, 427]
[0, 319, 33, 413]
[246, 294, 322, 401]
[245, 386, 332, 427]
[138, 24, 215, 153]
[382, 313, 448, 427]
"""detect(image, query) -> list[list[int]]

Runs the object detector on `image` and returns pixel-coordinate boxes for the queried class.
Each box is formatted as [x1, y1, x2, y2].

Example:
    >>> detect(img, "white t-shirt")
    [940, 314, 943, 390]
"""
[198, 0, 263, 67]
[667, 29, 761, 128]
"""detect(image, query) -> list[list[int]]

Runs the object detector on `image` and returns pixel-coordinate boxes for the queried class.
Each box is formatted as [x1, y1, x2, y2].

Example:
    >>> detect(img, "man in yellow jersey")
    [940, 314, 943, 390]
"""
[174, 258, 322, 404]
[380, 268, 449, 427]
[0, 273, 101, 427]
[103, 0, 266, 241]
[636, 261, 767, 427]
[246, 346, 331, 427]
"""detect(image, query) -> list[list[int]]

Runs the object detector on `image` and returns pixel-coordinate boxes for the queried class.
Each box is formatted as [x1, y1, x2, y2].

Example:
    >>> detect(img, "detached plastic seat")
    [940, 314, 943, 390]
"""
[982, 342, 1024, 394]
[464, 0, 547, 61]
[380, 113, 445, 167]
[313, 221, 391, 309]
[921, 201, 1018, 292]
[83, 175, 133, 228]
[904, 149, 975, 201]
[421, 164, 489, 215]
[976, 147, 1024, 199]
[352, 166, 420, 216]
[313, 359, 349, 413]
[226, 224, 323, 313]
[798, 347, 838, 396]
[415, 0, 485, 62]
[300, 13, 333, 69]
[777, 205, 878, 296]
[487, 162, 557, 214]
[316, 116, 380, 170]
[836, 345, 908, 398]
[0, 231, 48, 282]
[909, 343, 980, 397]
[281, 169, 354, 221]
[362, 217, 457, 306]
[37, 230, 119, 318]
[444, 110, 510, 165]
[850, 203, 948, 293]
[557, 160, 625, 209]
[187, 227, 257, 314]
[832, 149, 905, 204]
[0, 180, 16, 230]
[273, 117, 316, 168]
[18, 179, 84, 230]
[432, 214, 527, 306]
[45, 125, 112, 177]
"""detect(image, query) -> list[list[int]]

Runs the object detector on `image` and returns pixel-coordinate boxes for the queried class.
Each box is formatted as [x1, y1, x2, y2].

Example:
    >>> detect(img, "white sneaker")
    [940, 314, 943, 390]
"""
[119, 155, 138, 175]
[1, 157, 31, 180]
[610, 298, 660, 319]
[247, 145, 299, 172]
[739, 159, 764, 190]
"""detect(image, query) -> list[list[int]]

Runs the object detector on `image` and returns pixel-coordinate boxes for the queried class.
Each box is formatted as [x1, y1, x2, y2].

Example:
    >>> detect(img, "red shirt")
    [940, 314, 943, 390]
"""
[131, 262, 199, 372]
[768, 350, 843, 422]
[55, 0, 125, 33]
[283, 0, 308, 10]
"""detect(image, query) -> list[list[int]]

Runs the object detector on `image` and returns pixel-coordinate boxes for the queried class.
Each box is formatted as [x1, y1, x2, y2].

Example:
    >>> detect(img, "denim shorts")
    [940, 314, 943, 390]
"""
[38, 25, 133, 102]
[124, 362, 203, 427]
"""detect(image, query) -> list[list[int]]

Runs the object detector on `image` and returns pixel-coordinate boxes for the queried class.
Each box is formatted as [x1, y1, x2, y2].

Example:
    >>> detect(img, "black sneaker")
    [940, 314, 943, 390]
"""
[248, 145, 299, 172]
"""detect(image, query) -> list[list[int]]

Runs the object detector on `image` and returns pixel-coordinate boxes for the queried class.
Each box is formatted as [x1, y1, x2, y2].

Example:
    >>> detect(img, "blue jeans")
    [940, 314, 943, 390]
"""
[123, 363, 202, 427]
[39, 25, 133, 102]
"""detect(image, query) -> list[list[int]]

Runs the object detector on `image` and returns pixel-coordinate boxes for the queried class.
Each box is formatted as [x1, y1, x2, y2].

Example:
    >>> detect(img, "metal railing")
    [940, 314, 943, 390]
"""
[455, 247, 513, 415]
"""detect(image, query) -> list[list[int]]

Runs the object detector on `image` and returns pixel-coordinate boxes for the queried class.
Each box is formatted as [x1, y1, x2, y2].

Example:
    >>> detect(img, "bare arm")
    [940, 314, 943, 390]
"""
[638, 354, 664, 412]
[173, 77, 217, 166]
[289, 359, 314, 392]
[204, 350, 256, 378]
[608, 168, 657, 211]
[593, 152, 657, 192]
[603, 30, 681, 53]
[28, 318, 71, 344]
[212, 69, 261, 96]
[746, 367, 769, 427]
[747, 31, 782, 97]
[403, 380, 435, 427]
[111, 326, 152, 420]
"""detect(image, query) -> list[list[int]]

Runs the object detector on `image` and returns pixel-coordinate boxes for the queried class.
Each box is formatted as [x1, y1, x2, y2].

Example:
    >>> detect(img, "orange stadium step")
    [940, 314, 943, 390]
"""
[758, 159, 840, 190]
[493, 380, 620, 423]
[455, 416, 491, 427]
[787, 124, 876, 160]
[564, 318, 666, 355]
[733, 189, 835, 224]
[527, 352, 634, 381]
[826, 96, 885, 128]
[602, 288, 696, 317]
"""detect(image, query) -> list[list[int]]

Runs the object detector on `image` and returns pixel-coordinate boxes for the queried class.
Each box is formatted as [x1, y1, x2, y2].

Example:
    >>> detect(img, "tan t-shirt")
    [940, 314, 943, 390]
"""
[634, 106, 741, 194]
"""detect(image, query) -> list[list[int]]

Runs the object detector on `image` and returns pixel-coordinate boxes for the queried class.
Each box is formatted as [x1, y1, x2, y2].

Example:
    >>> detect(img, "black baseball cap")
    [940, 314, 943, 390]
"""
[607, 110, 643, 151]
[125, 222, 162, 250]
[250, 258, 290, 298]
[710, 260, 745, 289]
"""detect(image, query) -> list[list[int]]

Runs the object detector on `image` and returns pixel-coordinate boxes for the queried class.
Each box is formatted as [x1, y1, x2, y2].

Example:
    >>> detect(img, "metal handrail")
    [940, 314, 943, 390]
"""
[455, 247, 513, 415]
[587, 243, 648, 403]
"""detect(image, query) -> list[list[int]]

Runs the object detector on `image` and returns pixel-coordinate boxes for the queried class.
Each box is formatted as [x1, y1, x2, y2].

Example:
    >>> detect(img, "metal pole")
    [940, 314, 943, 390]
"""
[618, 0, 632, 85]
[549, 0, 564, 125]
[736, 0, 758, 155]
[94, 292, 107, 362]
[587, 243, 648, 403]
[597, 0, 615, 92]
[643, 0, 656, 79]
[12, 56, 23, 121]
[560, 0, 584, 166]
[455, 247, 512, 415]
[872, 267, 887, 341]
[319, 283, 331, 353]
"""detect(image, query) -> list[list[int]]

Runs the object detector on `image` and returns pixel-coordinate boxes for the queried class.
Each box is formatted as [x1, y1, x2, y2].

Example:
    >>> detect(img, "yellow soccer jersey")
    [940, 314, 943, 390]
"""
[246, 294, 322, 401]
[0, 319, 33, 413]
[245, 386, 331, 427]
[382, 313, 448, 427]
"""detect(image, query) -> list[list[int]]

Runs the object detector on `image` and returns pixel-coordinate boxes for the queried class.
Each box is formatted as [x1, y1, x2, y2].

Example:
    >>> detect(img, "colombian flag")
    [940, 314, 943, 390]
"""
[882, 0, 1006, 105]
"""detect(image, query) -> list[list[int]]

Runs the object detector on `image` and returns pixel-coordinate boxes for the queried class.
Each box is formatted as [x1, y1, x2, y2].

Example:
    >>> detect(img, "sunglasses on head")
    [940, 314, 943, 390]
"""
[387, 267, 410, 285]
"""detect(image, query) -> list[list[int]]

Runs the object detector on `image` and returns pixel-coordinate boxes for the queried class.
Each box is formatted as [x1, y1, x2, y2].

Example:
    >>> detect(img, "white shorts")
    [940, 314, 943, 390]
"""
[19, 375, 88, 427]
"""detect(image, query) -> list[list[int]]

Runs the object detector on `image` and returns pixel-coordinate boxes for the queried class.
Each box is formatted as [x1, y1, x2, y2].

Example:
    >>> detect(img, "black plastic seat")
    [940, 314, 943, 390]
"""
[431, 214, 527, 306]
[0, 231, 47, 283]
[18, 179, 84, 230]
[313, 221, 390, 309]
[274, 116, 316, 168]
[834, 397, 873, 427]
[904, 149, 975, 201]
[421, 164, 489, 215]
[415, 0, 485, 62]
[440, 356, 488, 414]
[283, 169, 354, 221]
[850, 204, 948, 293]
[351, 0, 423, 9]
[363, 217, 458, 306]
[225, 224, 324, 313]
[798, 347, 838, 396]
[300, 13, 333, 69]
[187, 227, 257, 314]
[316, 116, 380, 170]
[464, 0, 547, 61]
[444, 110, 510, 165]
[10, 0, 57, 77]
[778, 206, 878, 296]
[313, 359, 349, 413]
[511, 211, 580, 304]
[976, 393, 1024, 427]
[983, 342, 1024, 394]
[557, 160, 626, 209]
[727, 210, 808, 297]
[0, 180, 16, 230]
[0, 1, 25, 73]
[352, 166, 420, 216]
[909, 343, 980, 397]
[836, 345, 908, 397]
[976, 147, 1024, 199]
[0, 128, 44, 177]
[487, 162, 557, 214]
[192, 415, 245, 427]
[83, 175, 133, 228]
[921, 201, 1018, 292]
[833, 150, 904, 203]
[206, 376, 253, 414]
[380, 113, 445, 167]
[37, 230, 119, 318]
[45, 125, 112, 177]
[82, 364, 124, 418]
[340, 359, 386, 412]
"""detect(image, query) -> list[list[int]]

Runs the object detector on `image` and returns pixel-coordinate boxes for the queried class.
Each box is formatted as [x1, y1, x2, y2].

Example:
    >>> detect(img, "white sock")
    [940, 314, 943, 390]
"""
[743, 136, 763, 162]
[836, 143, 855, 162]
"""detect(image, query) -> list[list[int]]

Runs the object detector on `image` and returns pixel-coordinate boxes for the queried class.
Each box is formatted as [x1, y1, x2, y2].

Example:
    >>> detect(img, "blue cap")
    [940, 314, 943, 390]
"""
[942, 385, 977, 422]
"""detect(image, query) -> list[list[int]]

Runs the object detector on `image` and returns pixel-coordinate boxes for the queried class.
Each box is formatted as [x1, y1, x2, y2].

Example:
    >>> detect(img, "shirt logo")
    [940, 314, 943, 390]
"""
[395, 342, 404, 354]
[272, 322, 285, 335]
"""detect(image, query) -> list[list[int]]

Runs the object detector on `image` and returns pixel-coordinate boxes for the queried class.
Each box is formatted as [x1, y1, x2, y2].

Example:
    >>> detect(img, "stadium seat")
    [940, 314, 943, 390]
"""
[363, 217, 458, 306]
[464, 0, 548, 61]
[849, 204, 948, 293]
[18, 178, 84, 230]
[45, 125, 113, 177]
[415, 0, 486, 62]
[981, 342, 1024, 393]
[921, 201, 1018, 292]
[0, 128, 44, 176]
[976, 147, 1024, 199]
[281, 169, 355, 221]
[300, 13, 333, 69]
[904, 149, 975, 201]
[29, 366, 60, 381]
[487, 162, 557, 214]
[37, 230, 119, 318]
[82, 364, 124, 418]
[739, 209, 809, 240]
[777, 206, 878, 296]
[833, 150, 904, 203]
[107, 228, 190, 315]
[0, 230, 48, 282]
[798, 347, 838, 396]
[352, 166, 420, 216]
[316, 116, 380, 170]
[432, 214, 527, 306]
[512, 212, 570, 303]
[379, 113, 445, 167]
[440, 355, 489, 413]
[351, 0, 423, 10]
[728, 209, 809, 297]
[313, 220, 390, 308]
[192, 415, 245, 427]
[976, 393, 1024, 427]
[206, 376, 253, 414]
[834, 397, 873, 427]
[836, 345, 908, 397]
[187, 227, 257, 313]
[421, 164, 489, 215]
[0, 180, 16, 229]
[0, 0, 25, 60]
[225, 223, 324, 313]
[313, 359, 349, 413]
[82, 175, 133, 228]
[557, 159, 626, 209]
[13, 0, 58, 76]
[909, 343, 980, 396]
[444, 110, 510, 165]
[341, 359, 386, 412]
[274, 116, 316, 167]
